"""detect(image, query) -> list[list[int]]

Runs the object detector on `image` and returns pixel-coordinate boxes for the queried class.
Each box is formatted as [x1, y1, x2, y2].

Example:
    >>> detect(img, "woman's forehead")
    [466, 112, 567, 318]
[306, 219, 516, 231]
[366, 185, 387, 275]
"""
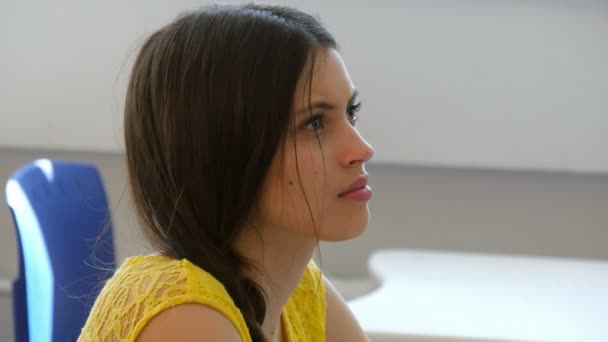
[293, 49, 355, 107]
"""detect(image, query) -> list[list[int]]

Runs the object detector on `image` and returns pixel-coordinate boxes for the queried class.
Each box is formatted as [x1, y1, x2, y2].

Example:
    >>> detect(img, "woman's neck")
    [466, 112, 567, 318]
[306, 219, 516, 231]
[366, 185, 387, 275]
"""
[234, 225, 318, 341]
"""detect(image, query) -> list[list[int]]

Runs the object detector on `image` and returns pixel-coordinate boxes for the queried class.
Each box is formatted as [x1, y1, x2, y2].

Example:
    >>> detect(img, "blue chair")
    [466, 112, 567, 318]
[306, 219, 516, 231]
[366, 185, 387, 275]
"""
[5, 159, 116, 342]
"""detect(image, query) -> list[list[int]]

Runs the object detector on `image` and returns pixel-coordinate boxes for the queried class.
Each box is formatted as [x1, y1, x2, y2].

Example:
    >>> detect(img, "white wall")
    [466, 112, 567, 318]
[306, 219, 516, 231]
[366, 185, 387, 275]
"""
[1, 1, 607, 172]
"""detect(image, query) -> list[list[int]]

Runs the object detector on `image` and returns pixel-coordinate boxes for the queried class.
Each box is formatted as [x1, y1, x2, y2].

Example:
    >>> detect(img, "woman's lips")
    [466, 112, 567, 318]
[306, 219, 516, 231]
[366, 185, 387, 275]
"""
[338, 185, 372, 201]
[338, 175, 372, 201]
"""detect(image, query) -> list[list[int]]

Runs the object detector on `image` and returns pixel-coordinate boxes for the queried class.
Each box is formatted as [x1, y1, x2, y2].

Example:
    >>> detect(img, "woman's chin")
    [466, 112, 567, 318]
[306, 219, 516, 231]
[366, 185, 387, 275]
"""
[320, 210, 370, 242]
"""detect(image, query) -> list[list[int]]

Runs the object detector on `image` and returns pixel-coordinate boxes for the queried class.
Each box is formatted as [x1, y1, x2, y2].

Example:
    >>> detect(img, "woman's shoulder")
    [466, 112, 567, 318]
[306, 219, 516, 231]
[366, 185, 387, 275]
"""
[282, 260, 327, 341]
[114, 254, 240, 306]
[294, 259, 325, 297]
[116, 254, 228, 295]
[78, 255, 249, 342]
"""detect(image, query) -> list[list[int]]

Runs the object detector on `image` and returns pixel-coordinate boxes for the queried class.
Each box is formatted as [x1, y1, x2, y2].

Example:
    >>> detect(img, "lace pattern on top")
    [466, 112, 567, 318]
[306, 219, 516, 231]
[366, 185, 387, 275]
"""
[78, 255, 325, 342]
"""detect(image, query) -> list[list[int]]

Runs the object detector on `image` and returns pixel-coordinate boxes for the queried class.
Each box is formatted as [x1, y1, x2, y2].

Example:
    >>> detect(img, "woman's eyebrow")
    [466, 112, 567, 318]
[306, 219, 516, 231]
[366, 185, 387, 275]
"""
[348, 89, 359, 105]
[296, 89, 358, 116]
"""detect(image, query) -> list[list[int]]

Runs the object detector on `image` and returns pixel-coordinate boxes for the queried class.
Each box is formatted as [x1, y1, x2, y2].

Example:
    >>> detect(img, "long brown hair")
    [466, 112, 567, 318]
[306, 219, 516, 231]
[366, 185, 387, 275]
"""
[123, 4, 336, 341]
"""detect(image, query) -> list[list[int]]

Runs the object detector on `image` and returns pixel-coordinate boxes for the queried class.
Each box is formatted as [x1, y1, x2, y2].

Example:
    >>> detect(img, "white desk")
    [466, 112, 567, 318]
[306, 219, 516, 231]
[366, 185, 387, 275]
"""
[348, 249, 608, 342]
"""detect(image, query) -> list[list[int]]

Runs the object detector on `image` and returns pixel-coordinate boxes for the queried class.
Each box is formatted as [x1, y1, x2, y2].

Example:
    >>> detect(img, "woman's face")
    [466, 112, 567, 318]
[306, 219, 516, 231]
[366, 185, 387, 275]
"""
[257, 48, 374, 242]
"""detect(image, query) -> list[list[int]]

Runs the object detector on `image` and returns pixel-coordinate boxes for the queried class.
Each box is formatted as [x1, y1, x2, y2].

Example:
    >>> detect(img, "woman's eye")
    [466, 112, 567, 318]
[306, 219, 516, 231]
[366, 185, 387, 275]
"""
[303, 115, 324, 131]
[347, 102, 362, 123]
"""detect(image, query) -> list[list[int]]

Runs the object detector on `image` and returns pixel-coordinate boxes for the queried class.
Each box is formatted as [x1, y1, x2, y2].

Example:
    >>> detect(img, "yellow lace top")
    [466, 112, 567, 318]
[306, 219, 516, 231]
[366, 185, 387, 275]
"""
[78, 255, 326, 342]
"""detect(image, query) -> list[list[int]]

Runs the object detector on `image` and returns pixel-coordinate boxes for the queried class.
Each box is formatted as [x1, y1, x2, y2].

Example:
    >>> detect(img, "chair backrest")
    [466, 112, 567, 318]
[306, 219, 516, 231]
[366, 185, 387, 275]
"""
[5, 159, 116, 342]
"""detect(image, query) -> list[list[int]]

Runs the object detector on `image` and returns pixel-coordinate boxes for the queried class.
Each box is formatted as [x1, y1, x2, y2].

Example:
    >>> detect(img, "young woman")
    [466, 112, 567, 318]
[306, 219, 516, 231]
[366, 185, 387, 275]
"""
[79, 4, 374, 341]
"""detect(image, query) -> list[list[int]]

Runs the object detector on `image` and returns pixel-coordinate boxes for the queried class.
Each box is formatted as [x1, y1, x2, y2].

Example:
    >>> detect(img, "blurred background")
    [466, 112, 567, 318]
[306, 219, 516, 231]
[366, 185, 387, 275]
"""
[1, 0, 607, 340]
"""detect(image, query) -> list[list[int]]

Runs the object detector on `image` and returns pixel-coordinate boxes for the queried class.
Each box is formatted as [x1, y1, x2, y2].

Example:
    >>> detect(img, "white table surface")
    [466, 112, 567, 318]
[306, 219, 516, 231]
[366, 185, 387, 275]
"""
[348, 249, 608, 342]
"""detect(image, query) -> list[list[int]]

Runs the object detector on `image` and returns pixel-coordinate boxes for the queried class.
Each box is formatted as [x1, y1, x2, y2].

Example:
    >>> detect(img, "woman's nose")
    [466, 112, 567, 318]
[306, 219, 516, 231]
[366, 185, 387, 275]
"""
[339, 126, 375, 167]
